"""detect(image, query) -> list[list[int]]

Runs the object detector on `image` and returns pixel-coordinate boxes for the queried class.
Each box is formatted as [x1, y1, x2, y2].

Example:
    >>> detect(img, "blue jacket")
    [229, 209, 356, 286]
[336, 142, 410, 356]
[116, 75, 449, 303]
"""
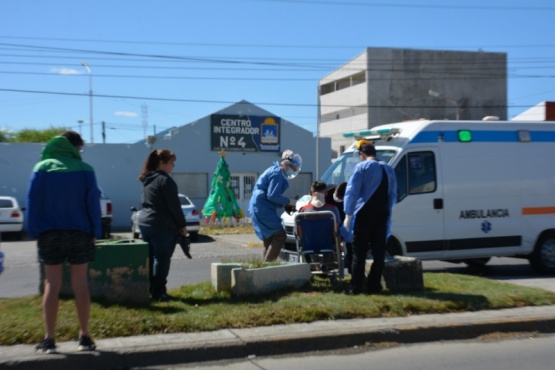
[248, 162, 289, 240]
[25, 136, 102, 239]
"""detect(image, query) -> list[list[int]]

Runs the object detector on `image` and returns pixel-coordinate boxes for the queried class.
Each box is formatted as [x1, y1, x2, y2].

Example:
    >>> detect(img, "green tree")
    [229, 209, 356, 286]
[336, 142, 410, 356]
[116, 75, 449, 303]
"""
[11, 126, 71, 143]
[0, 129, 12, 142]
[202, 151, 244, 223]
[10, 126, 71, 143]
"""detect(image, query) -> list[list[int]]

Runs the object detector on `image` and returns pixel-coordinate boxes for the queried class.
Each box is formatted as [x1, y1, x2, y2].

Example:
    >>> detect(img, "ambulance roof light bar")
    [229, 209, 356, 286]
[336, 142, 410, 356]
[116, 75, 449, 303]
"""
[342, 128, 400, 141]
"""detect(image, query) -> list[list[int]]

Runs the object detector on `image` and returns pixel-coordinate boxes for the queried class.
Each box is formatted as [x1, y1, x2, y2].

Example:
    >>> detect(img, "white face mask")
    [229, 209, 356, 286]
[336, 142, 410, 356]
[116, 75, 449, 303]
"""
[284, 168, 295, 179]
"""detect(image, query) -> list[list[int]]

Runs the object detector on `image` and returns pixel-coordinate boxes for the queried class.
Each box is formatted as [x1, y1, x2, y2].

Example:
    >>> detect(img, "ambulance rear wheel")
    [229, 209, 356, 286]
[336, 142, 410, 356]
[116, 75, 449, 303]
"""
[529, 231, 555, 275]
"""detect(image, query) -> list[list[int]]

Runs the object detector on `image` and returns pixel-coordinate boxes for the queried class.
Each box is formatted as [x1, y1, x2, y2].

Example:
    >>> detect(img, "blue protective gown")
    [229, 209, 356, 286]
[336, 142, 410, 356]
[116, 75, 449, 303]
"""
[343, 160, 397, 236]
[248, 162, 289, 240]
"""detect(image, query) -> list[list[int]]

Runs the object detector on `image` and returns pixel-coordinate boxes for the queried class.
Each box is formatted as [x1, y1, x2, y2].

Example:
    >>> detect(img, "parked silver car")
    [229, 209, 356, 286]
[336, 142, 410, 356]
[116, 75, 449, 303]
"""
[0, 196, 24, 240]
[131, 194, 201, 241]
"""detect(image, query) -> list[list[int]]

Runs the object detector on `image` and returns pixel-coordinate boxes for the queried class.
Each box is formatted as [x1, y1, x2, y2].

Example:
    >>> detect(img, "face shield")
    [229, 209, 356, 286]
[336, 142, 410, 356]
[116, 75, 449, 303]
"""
[282, 153, 302, 179]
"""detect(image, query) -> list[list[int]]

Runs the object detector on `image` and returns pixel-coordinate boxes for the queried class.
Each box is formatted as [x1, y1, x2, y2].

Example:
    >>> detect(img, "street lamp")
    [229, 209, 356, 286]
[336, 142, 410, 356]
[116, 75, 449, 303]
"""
[77, 120, 84, 136]
[81, 61, 94, 143]
[428, 89, 461, 120]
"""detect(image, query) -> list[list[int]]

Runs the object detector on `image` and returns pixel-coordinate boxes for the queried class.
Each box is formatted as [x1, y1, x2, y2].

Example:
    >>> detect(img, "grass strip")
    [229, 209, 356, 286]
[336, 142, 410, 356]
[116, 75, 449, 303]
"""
[1, 272, 555, 345]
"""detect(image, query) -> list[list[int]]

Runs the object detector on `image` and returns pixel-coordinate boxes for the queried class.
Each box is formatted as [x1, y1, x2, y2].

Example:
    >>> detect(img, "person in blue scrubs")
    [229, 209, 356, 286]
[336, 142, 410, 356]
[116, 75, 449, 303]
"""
[248, 149, 302, 261]
[343, 141, 397, 294]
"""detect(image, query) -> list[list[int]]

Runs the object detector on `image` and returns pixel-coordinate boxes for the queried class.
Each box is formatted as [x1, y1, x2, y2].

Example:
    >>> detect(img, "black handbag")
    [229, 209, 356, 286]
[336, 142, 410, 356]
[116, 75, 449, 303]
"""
[177, 235, 192, 259]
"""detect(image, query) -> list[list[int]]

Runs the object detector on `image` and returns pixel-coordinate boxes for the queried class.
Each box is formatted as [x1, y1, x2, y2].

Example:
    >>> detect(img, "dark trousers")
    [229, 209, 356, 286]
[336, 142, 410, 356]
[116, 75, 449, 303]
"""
[263, 229, 287, 262]
[140, 225, 177, 298]
[351, 212, 389, 293]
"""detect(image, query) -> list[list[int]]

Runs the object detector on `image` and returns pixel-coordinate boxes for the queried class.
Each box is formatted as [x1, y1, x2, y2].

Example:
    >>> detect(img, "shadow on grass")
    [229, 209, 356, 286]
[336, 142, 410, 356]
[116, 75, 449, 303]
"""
[88, 273, 492, 314]
[395, 288, 490, 310]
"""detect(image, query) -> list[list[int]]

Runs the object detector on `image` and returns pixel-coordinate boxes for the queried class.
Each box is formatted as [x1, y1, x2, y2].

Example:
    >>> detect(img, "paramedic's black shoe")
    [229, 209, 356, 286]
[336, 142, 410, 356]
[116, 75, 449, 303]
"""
[151, 293, 172, 302]
[366, 285, 383, 295]
[344, 287, 362, 295]
[36, 338, 57, 354]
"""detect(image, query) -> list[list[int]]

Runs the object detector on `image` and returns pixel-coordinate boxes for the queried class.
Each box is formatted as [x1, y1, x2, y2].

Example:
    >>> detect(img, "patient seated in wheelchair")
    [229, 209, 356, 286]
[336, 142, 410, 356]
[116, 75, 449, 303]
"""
[298, 181, 343, 270]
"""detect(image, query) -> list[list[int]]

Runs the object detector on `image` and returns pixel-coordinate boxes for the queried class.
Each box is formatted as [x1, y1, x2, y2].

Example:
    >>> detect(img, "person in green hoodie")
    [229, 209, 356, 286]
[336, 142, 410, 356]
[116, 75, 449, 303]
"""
[138, 149, 188, 302]
[26, 131, 101, 354]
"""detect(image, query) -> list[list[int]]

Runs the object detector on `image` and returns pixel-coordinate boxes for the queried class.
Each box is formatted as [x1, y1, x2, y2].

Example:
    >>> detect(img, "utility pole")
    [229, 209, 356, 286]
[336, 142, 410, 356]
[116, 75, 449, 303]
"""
[142, 104, 148, 141]
[81, 61, 94, 143]
[77, 120, 84, 136]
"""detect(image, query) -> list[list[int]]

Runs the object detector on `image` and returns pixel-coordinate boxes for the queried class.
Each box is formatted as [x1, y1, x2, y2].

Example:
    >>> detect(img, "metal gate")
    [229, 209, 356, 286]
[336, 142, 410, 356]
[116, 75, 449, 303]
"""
[230, 173, 257, 217]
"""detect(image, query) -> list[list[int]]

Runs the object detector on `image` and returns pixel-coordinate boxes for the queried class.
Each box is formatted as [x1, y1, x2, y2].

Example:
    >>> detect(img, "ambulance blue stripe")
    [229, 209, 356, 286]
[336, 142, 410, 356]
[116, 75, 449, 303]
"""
[531, 131, 555, 142]
[410, 130, 555, 144]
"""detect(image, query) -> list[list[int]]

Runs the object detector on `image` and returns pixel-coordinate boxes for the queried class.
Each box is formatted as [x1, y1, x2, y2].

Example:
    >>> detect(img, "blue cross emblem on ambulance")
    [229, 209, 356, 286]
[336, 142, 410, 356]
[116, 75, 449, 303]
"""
[481, 220, 492, 233]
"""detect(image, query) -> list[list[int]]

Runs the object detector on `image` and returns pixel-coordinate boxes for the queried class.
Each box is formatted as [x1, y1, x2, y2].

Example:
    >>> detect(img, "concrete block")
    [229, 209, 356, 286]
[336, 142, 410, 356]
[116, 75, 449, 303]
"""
[231, 263, 311, 297]
[365, 256, 424, 292]
[211, 263, 243, 292]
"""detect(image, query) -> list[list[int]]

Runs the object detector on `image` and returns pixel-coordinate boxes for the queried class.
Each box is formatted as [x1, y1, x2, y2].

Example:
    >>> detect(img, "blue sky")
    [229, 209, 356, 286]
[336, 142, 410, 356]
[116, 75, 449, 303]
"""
[1, 0, 554, 144]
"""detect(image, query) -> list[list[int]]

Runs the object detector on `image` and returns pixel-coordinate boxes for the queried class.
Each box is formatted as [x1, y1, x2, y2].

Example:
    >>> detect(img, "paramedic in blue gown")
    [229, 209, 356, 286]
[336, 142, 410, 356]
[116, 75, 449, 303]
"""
[343, 140, 397, 294]
[248, 149, 302, 261]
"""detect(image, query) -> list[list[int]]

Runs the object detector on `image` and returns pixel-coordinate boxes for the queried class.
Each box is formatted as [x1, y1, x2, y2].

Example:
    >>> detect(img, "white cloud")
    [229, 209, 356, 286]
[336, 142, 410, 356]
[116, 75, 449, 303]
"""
[115, 111, 138, 118]
[51, 67, 81, 75]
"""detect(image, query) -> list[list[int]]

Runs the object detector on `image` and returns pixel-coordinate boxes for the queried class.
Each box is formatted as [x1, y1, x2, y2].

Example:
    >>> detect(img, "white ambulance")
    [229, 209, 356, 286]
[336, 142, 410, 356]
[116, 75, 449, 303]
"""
[285, 118, 555, 274]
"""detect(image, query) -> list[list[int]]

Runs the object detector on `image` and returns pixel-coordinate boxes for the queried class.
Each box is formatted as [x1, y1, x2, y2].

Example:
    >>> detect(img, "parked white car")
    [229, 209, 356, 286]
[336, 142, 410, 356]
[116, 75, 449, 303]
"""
[98, 187, 112, 239]
[131, 194, 201, 241]
[0, 196, 24, 240]
[280, 194, 311, 246]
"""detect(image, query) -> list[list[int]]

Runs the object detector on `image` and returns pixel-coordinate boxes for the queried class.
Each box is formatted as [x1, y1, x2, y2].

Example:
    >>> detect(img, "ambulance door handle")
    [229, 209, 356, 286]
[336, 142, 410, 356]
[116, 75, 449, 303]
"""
[433, 199, 443, 210]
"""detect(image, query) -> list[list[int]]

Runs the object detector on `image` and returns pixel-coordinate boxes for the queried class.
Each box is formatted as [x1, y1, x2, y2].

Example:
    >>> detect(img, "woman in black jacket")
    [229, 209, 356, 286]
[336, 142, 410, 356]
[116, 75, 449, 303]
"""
[138, 149, 187, 302]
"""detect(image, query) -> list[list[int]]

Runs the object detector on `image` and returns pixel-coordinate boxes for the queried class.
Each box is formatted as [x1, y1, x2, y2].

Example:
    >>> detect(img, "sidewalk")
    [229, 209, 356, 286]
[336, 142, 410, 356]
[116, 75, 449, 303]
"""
[2, 305, 555, 369]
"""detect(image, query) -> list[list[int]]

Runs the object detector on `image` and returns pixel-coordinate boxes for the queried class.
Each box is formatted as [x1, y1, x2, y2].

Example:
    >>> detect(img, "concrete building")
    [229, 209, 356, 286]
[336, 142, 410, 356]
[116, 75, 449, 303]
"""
[0, 101, 330, 230]
[318, 47, 507, 155]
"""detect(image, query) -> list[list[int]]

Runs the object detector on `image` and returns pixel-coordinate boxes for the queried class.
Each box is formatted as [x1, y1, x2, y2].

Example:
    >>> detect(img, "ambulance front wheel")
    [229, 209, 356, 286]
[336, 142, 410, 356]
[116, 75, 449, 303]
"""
[529, 231, 555, 275]
[386, 237, 403, 258]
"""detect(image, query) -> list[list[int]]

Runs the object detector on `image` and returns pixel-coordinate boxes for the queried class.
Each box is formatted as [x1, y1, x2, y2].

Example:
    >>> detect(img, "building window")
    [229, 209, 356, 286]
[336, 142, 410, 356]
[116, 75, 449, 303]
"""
[320, 81, 335, 95]
[351, 71, 365, 86]
[320, 71, 366, 96]
[172, 173, 208, 198]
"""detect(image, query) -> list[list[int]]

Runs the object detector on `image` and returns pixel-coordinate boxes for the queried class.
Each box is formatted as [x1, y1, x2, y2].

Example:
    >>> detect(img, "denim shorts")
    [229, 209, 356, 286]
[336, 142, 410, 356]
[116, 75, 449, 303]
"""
[38, 230, 96, 265]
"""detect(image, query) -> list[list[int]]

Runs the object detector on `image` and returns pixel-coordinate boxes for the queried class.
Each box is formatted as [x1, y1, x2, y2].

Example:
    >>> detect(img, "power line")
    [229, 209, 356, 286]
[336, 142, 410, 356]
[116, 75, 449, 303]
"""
[0, 87, 530, 110]
[249, 0, 555, 11]
[2, 35, 555, 49]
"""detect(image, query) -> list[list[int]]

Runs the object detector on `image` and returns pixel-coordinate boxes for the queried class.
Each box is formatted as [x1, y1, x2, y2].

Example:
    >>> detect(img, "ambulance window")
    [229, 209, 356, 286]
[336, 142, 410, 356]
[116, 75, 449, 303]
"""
[394, 156, 408, 201]
[407, 152, 436, 195]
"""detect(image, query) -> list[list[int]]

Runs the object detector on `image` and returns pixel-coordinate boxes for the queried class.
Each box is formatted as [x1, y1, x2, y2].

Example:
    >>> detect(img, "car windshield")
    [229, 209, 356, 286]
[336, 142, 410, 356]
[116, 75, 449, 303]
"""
[320, 149, 397, 185]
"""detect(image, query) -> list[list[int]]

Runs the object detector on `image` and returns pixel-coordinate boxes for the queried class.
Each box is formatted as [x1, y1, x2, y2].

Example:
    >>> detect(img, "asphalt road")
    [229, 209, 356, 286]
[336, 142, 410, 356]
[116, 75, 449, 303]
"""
[162, 333, 555, 370]
[1, 231, 554, 298]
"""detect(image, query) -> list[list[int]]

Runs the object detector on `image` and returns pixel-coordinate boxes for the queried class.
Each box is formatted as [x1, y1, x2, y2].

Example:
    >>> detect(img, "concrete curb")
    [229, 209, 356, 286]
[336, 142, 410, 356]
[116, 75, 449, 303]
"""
[2, 305, 555, 369]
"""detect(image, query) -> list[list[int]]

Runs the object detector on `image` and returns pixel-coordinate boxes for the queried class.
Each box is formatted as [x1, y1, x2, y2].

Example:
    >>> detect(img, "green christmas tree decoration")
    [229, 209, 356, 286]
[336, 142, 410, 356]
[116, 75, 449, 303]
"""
[202, 151, 244, 223]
